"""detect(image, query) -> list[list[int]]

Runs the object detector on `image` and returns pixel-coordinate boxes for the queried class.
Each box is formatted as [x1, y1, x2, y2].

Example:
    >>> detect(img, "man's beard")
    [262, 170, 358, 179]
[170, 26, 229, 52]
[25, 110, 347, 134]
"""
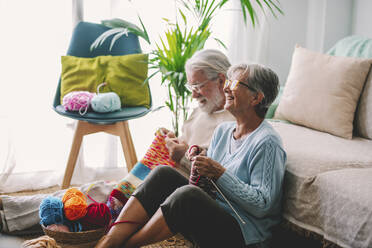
[197, 90, 224, 113]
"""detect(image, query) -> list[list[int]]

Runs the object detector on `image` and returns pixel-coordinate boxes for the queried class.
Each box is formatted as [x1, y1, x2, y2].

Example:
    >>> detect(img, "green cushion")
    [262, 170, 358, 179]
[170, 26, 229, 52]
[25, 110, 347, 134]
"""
[265, 86, 284, 119]
[327, 35, 372, 58]
[61, 54, 150, 108]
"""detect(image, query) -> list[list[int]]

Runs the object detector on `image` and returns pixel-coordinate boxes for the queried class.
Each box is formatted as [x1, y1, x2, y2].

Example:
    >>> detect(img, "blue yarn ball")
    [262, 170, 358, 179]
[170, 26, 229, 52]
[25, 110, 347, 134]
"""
[91, 92, 121, 113]
[39, 196, 64, 226]
[64, 220, 83, 232]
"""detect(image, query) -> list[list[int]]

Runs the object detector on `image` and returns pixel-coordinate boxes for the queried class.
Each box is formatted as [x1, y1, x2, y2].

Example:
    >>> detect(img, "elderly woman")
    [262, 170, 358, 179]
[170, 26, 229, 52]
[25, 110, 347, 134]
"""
[96, 63, 286, 248]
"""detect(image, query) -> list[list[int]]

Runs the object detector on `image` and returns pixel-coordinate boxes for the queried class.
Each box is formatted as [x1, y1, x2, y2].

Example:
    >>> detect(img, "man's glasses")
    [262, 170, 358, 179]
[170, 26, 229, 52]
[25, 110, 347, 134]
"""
[224, 79, 256, 92]
[185, 79, 210, 93]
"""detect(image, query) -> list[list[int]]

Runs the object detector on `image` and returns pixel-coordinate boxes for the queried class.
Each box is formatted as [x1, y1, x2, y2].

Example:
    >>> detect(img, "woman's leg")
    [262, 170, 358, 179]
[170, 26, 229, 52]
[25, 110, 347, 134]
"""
[124, 184, 246, 248]
[161, 185, 246, 248]
[124, 208, 173, 248]
[96, 166, 188, 248]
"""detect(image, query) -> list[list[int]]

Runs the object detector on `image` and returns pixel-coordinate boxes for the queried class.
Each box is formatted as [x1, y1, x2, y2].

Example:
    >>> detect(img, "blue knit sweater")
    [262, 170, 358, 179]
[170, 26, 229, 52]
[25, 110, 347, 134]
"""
[207, 120, 286, 245]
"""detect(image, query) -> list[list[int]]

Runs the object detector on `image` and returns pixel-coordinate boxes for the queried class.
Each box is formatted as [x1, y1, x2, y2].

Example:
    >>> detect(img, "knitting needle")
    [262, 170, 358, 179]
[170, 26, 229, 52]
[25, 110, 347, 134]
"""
[187, 145, 245, 225]
[209, 179, 246, 225]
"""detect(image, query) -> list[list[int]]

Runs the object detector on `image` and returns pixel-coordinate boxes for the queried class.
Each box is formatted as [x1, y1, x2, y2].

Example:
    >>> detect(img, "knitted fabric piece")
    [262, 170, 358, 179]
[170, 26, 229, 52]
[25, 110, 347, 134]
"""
[189, 163, 217, 199]
[140, 131, 175, 169]
[107, 131, 176, 221]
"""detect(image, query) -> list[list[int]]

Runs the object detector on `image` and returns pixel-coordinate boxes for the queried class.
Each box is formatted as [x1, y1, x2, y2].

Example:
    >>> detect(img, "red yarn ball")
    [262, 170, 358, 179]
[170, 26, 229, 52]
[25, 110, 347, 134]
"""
[80, 202, 112, 231]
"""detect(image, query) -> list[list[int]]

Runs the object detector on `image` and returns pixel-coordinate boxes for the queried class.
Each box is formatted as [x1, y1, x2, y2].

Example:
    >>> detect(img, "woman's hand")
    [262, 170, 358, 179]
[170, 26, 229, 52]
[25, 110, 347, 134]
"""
[192, 156, 226, 180]
[186, 145, 206, 161]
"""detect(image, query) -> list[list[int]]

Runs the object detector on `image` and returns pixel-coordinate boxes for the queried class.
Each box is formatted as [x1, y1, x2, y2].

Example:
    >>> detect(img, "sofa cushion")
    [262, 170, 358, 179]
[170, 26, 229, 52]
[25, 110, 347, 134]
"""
[270, 120, 372, 248]
[355, 71, 372, 139]
[274, 45, 372, 139]
[327, 35, 372, 140]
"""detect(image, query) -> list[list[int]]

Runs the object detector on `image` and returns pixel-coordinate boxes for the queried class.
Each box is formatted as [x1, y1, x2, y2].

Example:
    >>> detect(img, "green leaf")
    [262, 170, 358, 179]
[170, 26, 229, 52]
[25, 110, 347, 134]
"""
[137, 14, 151, 44]
[179, 9, 187, 24]
[100, 17, 150, 45]
[143, 69, 160, 84]
[213, 37, 227, 49]
[90, 28, 125, 51]
[109, 29, 129, 51]
[101, 18, 141, 30]
[242, 0, 256, 26]
[151, 106, 165, 112]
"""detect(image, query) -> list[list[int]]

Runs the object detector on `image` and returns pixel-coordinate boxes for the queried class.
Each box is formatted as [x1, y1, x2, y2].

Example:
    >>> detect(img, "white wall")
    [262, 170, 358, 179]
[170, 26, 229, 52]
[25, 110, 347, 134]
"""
[261, 0, 354, 85]
[265, 0, 308, 84]
[352, 0, 372, 37]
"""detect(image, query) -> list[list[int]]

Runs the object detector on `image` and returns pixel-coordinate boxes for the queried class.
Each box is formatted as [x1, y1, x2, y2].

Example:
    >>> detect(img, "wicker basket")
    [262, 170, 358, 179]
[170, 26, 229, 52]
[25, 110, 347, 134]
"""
[41, 225, 105, 248]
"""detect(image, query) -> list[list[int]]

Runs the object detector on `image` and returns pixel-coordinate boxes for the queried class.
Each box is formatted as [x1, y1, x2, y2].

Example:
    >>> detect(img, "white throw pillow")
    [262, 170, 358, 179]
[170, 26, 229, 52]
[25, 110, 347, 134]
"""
[274, 45, 372, 139]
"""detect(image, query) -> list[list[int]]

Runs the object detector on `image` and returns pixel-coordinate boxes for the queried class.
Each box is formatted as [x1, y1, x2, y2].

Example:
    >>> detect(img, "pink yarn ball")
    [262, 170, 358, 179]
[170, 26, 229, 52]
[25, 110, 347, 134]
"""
[46, 224, 70, 232]
[62, 91, 96, 112]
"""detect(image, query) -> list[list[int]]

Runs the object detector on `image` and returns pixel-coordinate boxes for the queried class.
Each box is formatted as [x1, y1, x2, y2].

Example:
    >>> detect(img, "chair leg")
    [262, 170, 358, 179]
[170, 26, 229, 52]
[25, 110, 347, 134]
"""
[119, 121, 138, 172]
[62, 121, 85, 189]
[61, 120, 138, 189]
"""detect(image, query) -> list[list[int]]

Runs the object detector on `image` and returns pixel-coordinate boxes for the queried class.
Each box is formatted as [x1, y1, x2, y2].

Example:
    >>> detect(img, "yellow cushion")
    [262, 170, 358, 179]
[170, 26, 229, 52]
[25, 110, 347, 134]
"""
[61, 54, 150, 108]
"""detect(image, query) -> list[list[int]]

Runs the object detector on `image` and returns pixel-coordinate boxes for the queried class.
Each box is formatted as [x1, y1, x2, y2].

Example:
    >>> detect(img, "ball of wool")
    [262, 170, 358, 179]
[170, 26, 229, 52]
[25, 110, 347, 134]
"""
[62, 91, 96, 112]
[64, 220, 83, 232]
[39, 196, 64, 226]
[46, 224, 70, 232]
[62, 188, 88, 221]
[91, 92, 121, 113]
[80, 202, 112, 230]
[22, 235, 61, 248]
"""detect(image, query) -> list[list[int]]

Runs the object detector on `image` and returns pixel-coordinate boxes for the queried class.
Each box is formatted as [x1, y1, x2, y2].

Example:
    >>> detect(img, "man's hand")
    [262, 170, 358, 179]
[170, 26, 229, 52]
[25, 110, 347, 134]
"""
[165, 136, 188, 164]
[192, 156, 226, 180]
[157, 127, 176, 138]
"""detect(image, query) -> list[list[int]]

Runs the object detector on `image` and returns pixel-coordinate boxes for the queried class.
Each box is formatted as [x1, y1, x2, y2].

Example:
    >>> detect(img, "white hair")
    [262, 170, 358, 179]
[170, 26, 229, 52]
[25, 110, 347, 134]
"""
[185, 49, 231, 80]
[227, 63, 279, 118]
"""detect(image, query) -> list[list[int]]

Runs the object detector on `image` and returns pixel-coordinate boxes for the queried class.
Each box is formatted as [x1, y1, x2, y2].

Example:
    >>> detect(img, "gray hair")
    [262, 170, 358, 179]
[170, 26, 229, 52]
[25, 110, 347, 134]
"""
[227, 63, 279, 118]
[185, 49, 231, 80]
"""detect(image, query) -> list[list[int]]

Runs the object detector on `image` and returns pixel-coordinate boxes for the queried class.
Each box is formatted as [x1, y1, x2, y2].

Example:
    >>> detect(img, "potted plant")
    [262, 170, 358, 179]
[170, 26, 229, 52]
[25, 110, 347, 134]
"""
[91, 0, 282, 136]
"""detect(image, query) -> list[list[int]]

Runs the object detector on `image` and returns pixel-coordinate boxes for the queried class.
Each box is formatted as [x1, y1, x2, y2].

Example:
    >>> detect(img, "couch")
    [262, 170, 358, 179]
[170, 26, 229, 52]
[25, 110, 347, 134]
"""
[266, 36, 372, 248]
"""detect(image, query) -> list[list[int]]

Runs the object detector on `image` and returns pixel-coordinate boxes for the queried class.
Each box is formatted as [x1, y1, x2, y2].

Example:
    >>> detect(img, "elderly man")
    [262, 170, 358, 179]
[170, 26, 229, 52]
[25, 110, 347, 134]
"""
[0, 49, 234, 233]
[164, 49, 234, 175]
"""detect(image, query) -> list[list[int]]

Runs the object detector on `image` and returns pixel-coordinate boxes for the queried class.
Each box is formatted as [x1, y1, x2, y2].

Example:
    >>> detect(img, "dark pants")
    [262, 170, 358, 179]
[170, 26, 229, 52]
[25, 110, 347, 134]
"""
[132, 165, 248, 248]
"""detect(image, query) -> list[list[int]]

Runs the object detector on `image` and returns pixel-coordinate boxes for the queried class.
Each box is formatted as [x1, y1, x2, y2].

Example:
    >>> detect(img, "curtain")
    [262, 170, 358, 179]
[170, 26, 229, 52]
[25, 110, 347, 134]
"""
[0, 0, 176, 193]
[226, 0, 270, 65]
[0, 0, 75, 192]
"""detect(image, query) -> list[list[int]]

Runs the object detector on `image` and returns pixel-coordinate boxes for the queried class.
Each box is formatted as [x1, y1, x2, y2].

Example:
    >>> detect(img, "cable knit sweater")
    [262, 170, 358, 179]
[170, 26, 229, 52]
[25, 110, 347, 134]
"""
[207, 120, 286, 245]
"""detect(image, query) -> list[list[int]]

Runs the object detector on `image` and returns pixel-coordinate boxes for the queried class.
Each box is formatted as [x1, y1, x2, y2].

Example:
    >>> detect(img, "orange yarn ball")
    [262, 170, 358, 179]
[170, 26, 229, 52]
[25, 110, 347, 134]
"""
[62, 188, 88, 221]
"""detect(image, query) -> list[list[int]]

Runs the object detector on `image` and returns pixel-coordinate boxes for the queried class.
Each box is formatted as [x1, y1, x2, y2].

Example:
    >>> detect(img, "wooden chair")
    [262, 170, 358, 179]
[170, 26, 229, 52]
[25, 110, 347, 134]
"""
[53, 22, 152, 189]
